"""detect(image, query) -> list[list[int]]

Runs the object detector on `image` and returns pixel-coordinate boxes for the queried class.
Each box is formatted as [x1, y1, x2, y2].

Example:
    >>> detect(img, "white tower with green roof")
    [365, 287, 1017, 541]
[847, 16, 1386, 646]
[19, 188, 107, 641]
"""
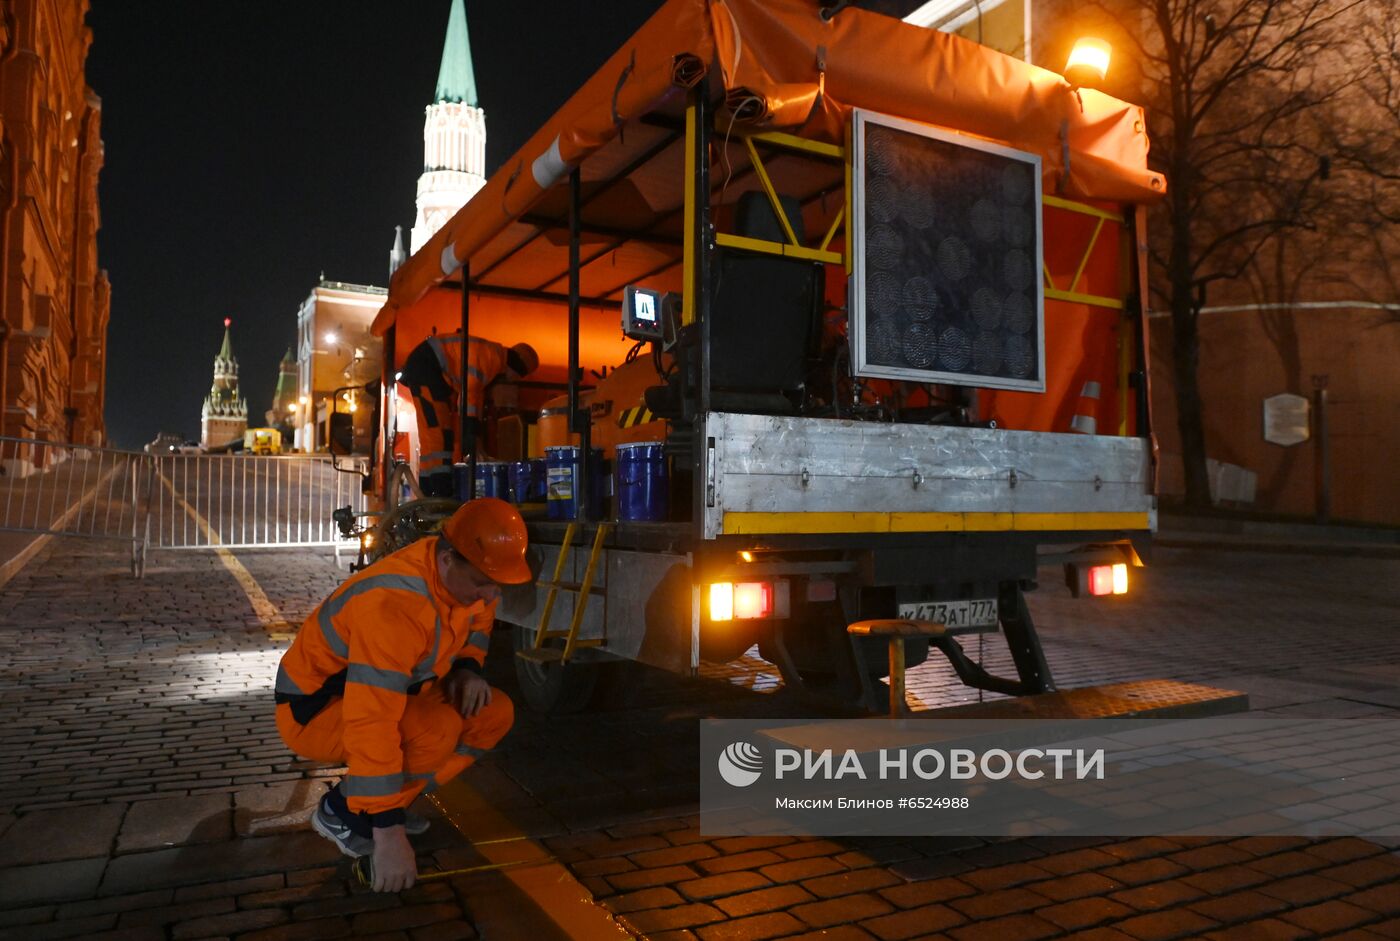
[201, 318, 249, 449]
[410, 0, 486, 254]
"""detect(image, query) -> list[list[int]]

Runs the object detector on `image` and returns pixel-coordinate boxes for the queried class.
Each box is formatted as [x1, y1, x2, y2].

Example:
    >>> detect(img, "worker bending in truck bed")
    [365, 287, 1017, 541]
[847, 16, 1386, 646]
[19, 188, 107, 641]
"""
[398, 332, 539, 496]
[274, 498, 531, 892]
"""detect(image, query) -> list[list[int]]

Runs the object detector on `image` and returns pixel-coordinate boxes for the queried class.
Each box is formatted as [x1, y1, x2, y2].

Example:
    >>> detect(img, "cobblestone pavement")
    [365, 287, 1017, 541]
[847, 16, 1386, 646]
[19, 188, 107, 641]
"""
[0, 537, 1397, 940]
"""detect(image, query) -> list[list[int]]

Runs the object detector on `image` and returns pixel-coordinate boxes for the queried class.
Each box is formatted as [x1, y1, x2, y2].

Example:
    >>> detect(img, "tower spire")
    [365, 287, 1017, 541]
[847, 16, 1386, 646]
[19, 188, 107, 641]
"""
[435, 0, 478, 106]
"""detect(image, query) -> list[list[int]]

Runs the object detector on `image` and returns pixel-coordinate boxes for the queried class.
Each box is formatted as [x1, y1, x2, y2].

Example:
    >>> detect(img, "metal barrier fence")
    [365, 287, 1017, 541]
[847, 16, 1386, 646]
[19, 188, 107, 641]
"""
[1, 436, 372, 577]
[149, 453, 369, 551]
[0, 435, 151, 576]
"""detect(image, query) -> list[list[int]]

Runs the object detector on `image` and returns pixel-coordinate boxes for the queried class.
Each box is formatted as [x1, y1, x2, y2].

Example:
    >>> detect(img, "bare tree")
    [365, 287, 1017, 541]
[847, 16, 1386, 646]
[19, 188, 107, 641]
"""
[1091, 0, 1358, 506]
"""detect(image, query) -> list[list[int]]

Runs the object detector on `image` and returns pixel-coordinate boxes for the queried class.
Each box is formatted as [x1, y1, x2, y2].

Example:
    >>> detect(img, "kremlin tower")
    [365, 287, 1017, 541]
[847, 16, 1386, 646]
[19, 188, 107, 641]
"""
[200, 318, 248, 449]
[409, 0, 486, 255]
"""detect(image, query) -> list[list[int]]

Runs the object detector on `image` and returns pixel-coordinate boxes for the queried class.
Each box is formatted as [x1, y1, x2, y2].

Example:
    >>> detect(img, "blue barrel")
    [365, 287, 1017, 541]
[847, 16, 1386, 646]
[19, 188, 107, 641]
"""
[474, 461, 509, 499]
[509, 459, 547, 505]
[545, 446, 579, 520]
[452, 463, 473, 502]
[546, 446, 605, 520]
[615, 441, 668, 521]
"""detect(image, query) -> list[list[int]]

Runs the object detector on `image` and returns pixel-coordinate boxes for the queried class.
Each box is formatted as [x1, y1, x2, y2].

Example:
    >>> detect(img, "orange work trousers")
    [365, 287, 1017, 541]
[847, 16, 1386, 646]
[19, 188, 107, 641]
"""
[276, 687, 514, 807]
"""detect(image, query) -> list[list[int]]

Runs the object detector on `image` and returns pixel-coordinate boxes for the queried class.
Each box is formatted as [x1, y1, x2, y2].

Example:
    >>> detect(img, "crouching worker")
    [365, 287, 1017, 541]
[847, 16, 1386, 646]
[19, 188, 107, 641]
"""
[274, 498, 531, 892]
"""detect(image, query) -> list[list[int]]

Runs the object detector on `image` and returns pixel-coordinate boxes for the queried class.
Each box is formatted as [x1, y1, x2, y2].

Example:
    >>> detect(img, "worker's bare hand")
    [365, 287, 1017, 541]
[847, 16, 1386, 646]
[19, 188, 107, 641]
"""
[370, 825, 417, 893]
[441, 668, 492, 717]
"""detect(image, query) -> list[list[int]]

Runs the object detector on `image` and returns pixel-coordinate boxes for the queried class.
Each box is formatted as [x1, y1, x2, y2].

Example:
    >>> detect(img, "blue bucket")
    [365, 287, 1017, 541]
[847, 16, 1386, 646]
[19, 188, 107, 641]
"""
[546, 446, 603, 520]
[474, 461, 509, 500]
[615, 441, 668, 521]
[509, 459, 547, 505]
[452, 464, 473, 502]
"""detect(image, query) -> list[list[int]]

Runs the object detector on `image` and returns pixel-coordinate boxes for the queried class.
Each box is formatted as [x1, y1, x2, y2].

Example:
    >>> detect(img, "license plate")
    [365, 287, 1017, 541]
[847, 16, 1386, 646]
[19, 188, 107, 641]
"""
[897, 598, 999, 630]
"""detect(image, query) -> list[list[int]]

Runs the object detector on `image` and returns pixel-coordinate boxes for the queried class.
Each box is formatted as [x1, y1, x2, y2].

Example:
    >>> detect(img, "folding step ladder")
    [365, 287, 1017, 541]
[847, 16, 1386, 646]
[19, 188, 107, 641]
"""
[515, 522, 611, 665]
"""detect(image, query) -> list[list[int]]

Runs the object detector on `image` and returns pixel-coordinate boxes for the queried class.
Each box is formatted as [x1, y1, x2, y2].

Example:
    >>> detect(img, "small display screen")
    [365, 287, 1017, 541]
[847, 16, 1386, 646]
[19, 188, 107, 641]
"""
[623, 285, 666, 341]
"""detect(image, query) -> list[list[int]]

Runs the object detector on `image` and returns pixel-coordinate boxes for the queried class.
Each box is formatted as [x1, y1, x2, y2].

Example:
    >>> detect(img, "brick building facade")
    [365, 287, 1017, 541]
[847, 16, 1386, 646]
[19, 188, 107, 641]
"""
[0, 0, 109, 448]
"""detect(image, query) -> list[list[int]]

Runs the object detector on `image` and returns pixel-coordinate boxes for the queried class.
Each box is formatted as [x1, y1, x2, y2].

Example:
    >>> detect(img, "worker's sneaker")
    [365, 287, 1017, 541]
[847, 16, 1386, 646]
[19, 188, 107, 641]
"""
[404, 810, 431, 835]
[310, 795, 373, 858]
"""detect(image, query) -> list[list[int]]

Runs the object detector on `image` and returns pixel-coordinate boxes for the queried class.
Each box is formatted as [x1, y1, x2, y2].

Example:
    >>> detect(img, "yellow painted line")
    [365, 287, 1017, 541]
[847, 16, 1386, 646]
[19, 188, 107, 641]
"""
[723, 510, 1152, 535]
[430, 776, 631, 940]
[156, 471, 296, 641]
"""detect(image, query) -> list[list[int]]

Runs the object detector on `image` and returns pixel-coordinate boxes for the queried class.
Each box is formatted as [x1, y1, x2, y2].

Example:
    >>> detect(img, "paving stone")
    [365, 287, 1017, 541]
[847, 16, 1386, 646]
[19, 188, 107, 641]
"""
[409, 923, 478, 941]
[1343, 885, 1400, 917]
[99, 831, 340, 895]
[171, 907, 289, 939]
[173, 872, 283, 901]
[695, 850, 785, 876]
[1032, 872, 1123, 902]
[947, 913, 1060, 941]
[1036, 897, 1135, 931]
[859, 902, 966, 939]
[630, 844, 720, 869]
[1201, 917, 1312, 940]
[234, 781, 325, 836]
[1280, 899, 1378, 935]
[238, 918, 352, 941]
[677, 871, 772, 901]
[607, 864, 701, 892]
[117, 897, 236, 928]
[351, 903, 463, 934]
[791, 892, 895, 928]
[696, 911, 805, 941]
[620, 903, 726, 934]
[1255, 872, 1353, 905]
[948, 887, 1052, 920]
[0, 913, 118, 941]
[1187, 891, 1289, 925]
[0, 905, 54, 929]
[757, 856, 846, 883]
[1318, 855, 1400, 888]
[1100, 857, 1191, 886]
[1110, 880, 1207, 912]
[0, 857, 107, 907]
[0, 802, 125, 864]
[878, 877, 976, 909]
[801, 868, 902, 899]
[602, 886, 686, 914]
[1114, 908, 1220, 941]
[715, 883, 815, 917]
[56, 889, 173, 919]
[114, 793, 231, 853]
[781, 928, 877, 941]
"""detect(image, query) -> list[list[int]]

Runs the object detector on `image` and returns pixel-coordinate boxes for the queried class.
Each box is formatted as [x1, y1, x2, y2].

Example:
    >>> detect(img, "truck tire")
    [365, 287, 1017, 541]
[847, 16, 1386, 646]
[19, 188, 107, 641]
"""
[511, 625, 599, 715]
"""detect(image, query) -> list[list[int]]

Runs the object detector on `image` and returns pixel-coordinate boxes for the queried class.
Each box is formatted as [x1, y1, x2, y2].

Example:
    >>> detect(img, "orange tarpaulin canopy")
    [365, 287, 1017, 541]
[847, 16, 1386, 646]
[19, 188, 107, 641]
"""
[374, 0, 1161, 337]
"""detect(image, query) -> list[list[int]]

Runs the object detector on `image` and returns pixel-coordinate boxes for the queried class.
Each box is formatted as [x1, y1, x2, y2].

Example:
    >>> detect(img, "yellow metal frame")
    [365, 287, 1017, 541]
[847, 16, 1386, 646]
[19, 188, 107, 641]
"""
[712, 129, 849, 270]
[530, 522, 611, 664]
[1041, 196, 1125, 311]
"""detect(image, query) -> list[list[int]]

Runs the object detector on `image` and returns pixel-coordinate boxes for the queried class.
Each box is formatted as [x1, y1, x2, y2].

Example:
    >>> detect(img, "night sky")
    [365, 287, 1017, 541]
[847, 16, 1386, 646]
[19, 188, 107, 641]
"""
[87, 1, 665, 448]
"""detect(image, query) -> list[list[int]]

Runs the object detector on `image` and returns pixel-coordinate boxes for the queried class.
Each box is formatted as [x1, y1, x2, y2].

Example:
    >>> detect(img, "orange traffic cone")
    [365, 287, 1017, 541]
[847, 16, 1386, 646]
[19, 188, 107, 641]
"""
[1069, 381, 1100, 434]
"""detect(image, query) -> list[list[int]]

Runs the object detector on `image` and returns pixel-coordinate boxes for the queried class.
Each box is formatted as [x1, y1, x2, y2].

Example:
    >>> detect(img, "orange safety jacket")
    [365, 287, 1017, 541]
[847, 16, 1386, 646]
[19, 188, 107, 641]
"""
[274, 537, 495, 817]
[429, 333, 508, 424]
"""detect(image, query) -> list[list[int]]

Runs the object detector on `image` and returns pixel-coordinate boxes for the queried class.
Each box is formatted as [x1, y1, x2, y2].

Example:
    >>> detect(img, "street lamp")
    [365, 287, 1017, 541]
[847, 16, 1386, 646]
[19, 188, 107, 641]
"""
[1065, 37, 1112, 89]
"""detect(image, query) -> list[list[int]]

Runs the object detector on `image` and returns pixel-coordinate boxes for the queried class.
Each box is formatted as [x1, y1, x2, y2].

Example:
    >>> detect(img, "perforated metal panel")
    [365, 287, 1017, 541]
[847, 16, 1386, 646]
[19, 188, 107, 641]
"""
[851, 110, 1045, 392]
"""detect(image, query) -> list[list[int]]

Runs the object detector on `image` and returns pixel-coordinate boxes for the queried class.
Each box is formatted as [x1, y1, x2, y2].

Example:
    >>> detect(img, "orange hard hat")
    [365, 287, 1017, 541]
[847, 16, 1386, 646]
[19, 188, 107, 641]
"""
[441, 497, 532, 585]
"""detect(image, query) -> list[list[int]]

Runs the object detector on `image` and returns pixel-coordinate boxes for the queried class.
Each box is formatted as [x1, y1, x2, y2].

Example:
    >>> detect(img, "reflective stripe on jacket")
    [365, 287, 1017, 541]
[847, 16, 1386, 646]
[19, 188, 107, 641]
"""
[274, 538, 496, 815]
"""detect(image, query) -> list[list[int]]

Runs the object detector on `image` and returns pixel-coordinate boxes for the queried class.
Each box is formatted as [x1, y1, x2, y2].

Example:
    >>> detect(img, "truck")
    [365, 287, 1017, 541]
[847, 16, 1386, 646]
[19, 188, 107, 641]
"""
[243, 427, 283, 456]
[358, 0, 1176, 716]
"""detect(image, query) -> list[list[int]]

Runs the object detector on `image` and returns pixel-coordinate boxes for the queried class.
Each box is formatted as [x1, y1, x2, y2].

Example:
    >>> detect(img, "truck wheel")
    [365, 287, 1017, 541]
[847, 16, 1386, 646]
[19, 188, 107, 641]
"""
[511, 625, 599, 715]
